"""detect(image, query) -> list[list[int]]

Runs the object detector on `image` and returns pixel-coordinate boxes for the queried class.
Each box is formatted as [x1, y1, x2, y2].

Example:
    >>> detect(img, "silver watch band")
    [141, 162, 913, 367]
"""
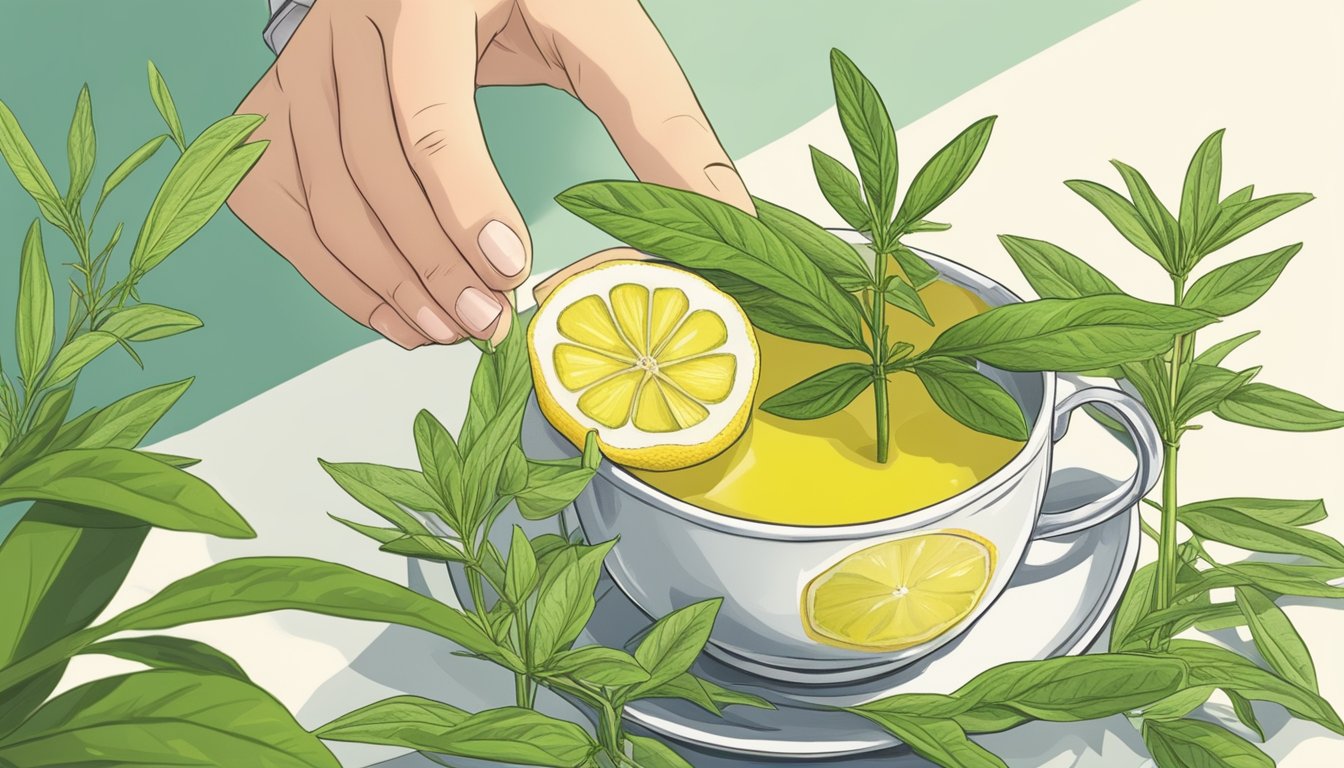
[264, 0, 314, 55]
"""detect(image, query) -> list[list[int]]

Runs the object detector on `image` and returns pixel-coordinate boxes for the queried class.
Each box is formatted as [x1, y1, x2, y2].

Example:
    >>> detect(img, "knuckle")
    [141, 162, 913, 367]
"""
[403, 103, 458, 164]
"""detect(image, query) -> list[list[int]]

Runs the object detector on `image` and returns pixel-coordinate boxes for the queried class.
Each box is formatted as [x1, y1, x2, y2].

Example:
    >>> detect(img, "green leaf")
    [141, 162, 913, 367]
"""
[1174, 562, 1344, 602]
[15, 220, 54, 388]
[627, 734, 693, 768]
[413, 409, 463, 515]
[927, 295, 1216, 372]
[556, 181, 866, 350]
[1175, 363, 1259, 425]
[906, 219, 951, 233]
[1194, 331, 1259, 367]
[43, 331, 118, 386]
[1066, 179, 1172, 271]
[628, 671, 773, 714]
[1138, 686, 1214, 721]
[147, 60, 186, 150]
[1235, 587, 1318, 693]
[530, 540, 615, 660]
[1144, 718, 1271, 768]
[913, 358, 1027, 440]
[1167, 639, 1342, 735]
[1178, 130, 1226, 263]
[893, 244, 941, 289]
[830, 48, 898, 224]
[754, 195, 870, 287]
[1228, 691, 1265, 741]
[1110, 562, 1156, 651]
[0, 669, 339, 768]
[629, 599, 721, 696]
[516, 432, 599, 521]
[50, 378, 192, 452]
[697, 268, 861, 348]
[321, 703, 594, 768]
[759, 362, 873, 420]
[1182, 496, 1326, 527]
[380, 533, 469, 564]
[999, 234, 1121, 299]
[883, 274, 932, 324]
[808, 146, 870, 231]
[498, 443, 528, 497]
[129, 115, 265, 278]
[1180, 502, 1344, 565]
[330, 514, 406, 546]
[1121, 357, 1173, 431]
[98, 303, 203, 342]
[139, 450, 200, 469]
[504, 525, 539, 606]
[895, 116, 996, 231]
[949, 654, 1189, 721]
[319, 460, 438, 536]
[65, 85, 95, 204]
[0, 388, 73, 481]
[0, 448, 253, 538]
[1183, 243, 1300, 316]
[1215, 382, 1344, 432]
[80, 635, 249, 681]
[1200, 193, 1313, 256]
[97, 134, 169, 209]
[0, 98, 69, 229]
[1110, 160, 1180, 261]
[847, 711, 1006, 768]
[544, 646, 650, 687]
[1223, 184, 1255, 207]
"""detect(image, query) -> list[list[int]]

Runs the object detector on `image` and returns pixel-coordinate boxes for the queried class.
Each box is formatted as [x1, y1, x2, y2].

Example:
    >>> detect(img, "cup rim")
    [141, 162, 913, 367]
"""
[591, 239, 1056, 542]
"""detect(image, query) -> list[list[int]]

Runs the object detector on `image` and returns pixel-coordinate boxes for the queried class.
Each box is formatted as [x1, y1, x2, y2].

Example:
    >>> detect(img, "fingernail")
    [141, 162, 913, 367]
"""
[457, 287, 503, 335]
[478, 220, 527, 277]
[415, 306, 460, 343]
[704, 164, 755, 215]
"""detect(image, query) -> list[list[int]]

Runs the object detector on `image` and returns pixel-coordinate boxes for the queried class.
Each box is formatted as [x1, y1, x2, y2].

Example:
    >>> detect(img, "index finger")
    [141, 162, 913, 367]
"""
[537, 0, 755, 214]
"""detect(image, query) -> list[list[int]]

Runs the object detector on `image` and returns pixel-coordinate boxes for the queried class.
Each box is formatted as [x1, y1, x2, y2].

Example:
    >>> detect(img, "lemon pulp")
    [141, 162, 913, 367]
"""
[633, 280, 1024, 525]
[803, 531, 995, 651]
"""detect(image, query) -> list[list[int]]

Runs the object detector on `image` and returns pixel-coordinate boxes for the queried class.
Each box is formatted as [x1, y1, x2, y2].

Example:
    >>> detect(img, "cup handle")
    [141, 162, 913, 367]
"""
[1032, 386, 1163, 540]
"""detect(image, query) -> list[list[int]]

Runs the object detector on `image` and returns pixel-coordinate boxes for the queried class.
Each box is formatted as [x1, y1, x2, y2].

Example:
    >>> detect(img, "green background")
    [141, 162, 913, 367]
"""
[0, 0, 1134, 477]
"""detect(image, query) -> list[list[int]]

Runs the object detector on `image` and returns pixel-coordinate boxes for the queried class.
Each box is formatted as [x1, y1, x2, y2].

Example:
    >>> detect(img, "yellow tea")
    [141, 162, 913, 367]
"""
[634, 280, 1024, 526]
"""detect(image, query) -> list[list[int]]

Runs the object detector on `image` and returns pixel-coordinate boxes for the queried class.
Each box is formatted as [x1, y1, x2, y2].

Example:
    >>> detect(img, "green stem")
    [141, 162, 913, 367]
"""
[872, 245, 891, 464]
[514, 600, 534, 708]
[1152, 274, 1189, 645]
[597, 702, 624, 755]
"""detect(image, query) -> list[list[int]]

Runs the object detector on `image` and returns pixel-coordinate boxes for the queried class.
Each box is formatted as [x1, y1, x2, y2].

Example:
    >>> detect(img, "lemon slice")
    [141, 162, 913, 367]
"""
[529, 260, 760, 471]
[802, 531, 995, 652]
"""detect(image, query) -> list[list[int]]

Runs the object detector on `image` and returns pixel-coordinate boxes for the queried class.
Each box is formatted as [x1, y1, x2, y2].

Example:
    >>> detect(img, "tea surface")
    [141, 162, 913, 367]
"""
[634, 280, 1025, 525]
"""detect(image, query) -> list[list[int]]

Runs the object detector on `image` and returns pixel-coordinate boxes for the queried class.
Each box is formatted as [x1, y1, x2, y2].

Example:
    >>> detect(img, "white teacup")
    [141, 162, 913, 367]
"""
[523, 248, 1161, 685]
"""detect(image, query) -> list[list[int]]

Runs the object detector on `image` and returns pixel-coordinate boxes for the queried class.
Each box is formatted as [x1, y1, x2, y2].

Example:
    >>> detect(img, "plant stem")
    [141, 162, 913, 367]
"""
[1152, 274, 1189, 643]
[871, 246, 891, 464]
[597, 702, 624, 755]
[514, 601, 534, 708]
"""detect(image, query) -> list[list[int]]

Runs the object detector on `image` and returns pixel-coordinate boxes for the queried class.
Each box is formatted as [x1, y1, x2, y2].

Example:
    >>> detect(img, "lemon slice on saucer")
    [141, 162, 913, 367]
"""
[803, 531, 995, 652]
[528, 260, 759, 471]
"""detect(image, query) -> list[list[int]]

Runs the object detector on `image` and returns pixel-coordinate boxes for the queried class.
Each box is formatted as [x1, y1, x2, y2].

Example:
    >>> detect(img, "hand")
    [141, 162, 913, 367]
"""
[230, 0, 752, 348]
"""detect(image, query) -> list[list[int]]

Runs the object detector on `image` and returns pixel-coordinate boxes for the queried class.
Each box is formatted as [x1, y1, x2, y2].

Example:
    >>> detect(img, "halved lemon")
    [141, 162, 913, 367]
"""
[528, 260, 759, 471]
[802, 531, 995, 652]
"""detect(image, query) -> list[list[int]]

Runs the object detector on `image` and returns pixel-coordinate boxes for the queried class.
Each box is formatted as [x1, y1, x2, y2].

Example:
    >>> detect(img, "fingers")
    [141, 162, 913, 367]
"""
[378, 0, 534, 291]
[536, 0, 754, 213]
[330, 11, 511, 341]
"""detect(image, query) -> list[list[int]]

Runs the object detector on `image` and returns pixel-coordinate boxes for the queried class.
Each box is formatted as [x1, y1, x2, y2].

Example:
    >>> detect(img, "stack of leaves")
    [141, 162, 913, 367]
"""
[840, 132, 1344, 766]
[555, 49, 1217, 465]
[316, 315, 773, 768]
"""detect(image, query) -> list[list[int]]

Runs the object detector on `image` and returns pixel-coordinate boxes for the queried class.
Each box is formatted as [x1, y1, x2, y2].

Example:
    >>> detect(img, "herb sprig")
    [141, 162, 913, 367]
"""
[842, 133, 1344, 767]
[557, 49, 1216, 464]
[316, 316, 771, 767]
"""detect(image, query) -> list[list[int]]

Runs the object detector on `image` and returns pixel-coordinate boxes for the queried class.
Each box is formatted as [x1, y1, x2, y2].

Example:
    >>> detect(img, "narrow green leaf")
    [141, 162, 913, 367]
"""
[0, 670, 339, 768]
[530, 540, 615, 659]
[98, 303, 203, 341]
[51, 377, 192, 452]
[892, 244, 940, 289]
[413, 409, 462, 514]
[1181, 497, 1326, 528]
[504, 526, 538, 606]
[927, 295, 1216, 372]
[330, 514, 406, 546]
[65, 85, 95, 204]
[319, 460, 438, 535]
[1180, 503, 1344, 565]
[630, 599, 722, 696]
[1144, 718, 1271, 768]
[1138, 686, 1214, 721]
[0, 448, 253, 538]
[1222, 185, 1255, 207]
[1121, 357, 1173, 431]
[696, 268, 855, 348]
[1194, 331, 1259, 367]
[759, 362, 872, 420]
[80, 635, 249, 681]
[1175, 363, 1259, 424]
[42, 331, 118, 386]
[1184, 243, 1300, 316]
[15, 220, 54, 388]
[1174, 562, 1344, 602]
[516, 444, 596, 522]
[895, 116, 996, 231]
[1228, 691, 1265, 742]
[847, 711, 1007, 768]
[545, 646, 649, 687]
[1215, 382, 1344, 432]
[380, 534, 469, 563]
[1201, 193, 1314, 257]
[0, 388, 73, 480]
[948, 654, 1189, 721]
[556, 181, 866, 350]
[1110, 160, 1180, 260]
[914, 358, 1028, 440]
[830, 48, 898, 223]
[1178, 130, 1226, 263]
[1067, 179, 1172, 271]
[627, 734, 693, 768]
[315, 696, 469, 747]
[629, 672, 773, 714]
[1235, 587, 1318, 693]
[97, 134, 169, 208]
[753, 195, 870, 288]
[883, 275, 932, 324]
[907, 219, 951, 233]
[460, 310, 531, 455]
[999, 234, 1120, 299]
[147, 60, 186, 150]
[0, 98, 69, 229]
[808, 146, 870, 231]
[1110, 562, 1156, 651]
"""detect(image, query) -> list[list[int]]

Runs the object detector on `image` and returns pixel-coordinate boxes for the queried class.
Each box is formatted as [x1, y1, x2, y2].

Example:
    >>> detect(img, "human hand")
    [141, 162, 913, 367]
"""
[231, 0, 751, 348]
